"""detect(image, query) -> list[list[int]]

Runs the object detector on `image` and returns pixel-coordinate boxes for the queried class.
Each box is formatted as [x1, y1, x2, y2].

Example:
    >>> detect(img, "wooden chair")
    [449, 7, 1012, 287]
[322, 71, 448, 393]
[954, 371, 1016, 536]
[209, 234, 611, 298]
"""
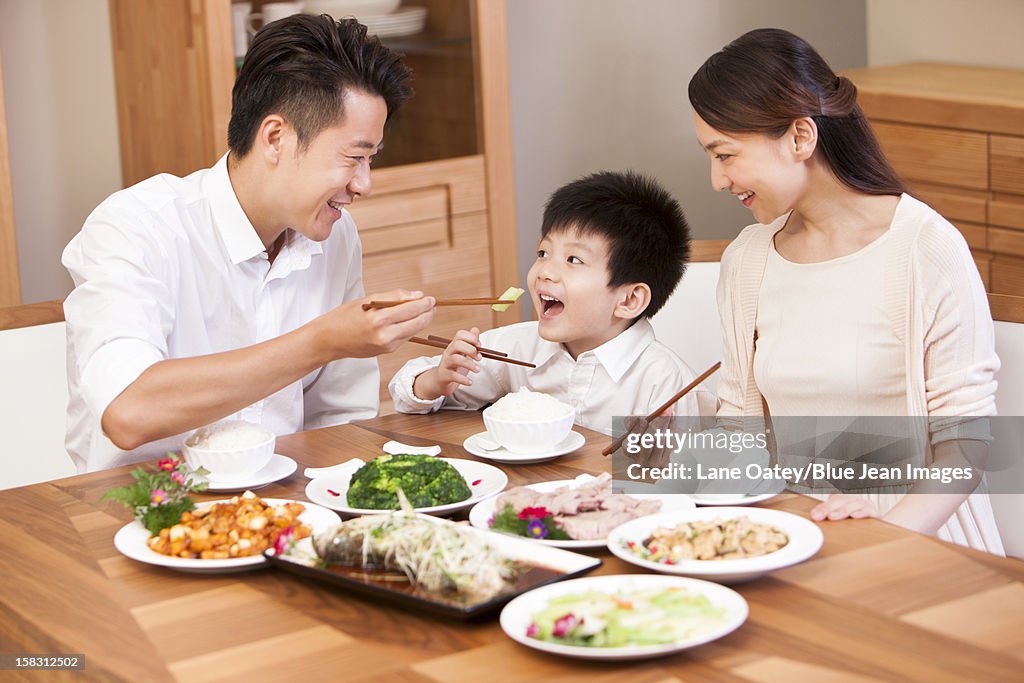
[0, 299, 75, 489]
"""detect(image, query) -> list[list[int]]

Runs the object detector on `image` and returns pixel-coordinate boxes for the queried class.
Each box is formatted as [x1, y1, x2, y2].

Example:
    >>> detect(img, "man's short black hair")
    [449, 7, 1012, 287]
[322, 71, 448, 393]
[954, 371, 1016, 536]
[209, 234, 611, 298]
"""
[227, 14, 412, 157]
[541, 171, 690, 318]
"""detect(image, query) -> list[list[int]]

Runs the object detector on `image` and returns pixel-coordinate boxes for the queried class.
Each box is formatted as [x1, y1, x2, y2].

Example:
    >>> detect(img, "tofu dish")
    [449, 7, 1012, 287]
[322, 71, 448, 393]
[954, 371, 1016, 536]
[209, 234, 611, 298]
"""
[630, 516, 789, 562]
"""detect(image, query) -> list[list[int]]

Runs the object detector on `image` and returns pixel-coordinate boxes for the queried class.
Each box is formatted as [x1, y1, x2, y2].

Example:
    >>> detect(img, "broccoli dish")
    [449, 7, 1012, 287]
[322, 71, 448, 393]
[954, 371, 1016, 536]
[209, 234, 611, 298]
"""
[346, 454, 472, 510]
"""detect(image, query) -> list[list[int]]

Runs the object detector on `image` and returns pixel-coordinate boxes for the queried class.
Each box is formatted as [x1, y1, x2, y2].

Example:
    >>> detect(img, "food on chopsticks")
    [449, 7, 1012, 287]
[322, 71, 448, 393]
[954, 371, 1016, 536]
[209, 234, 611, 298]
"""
[347, 454, 471, 510]
[491, 286, 525, 312]
[526, 587, 726, 647]
[627, 516, 788, 563]
[490, 473, 661, 540]
[145, 491, 311, 559]
[312, 511, 522, 602]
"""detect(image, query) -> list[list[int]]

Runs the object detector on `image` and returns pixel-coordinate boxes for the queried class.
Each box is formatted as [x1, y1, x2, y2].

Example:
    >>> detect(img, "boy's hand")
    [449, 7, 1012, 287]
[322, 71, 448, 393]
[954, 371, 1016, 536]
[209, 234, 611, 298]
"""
[413, 328, 483, 400]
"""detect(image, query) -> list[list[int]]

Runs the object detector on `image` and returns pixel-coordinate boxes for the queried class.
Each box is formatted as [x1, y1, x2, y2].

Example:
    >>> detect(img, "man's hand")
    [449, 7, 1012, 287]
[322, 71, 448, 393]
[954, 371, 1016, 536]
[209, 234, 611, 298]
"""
[413, 328, 482, 401]
[317, 290, 435, 360]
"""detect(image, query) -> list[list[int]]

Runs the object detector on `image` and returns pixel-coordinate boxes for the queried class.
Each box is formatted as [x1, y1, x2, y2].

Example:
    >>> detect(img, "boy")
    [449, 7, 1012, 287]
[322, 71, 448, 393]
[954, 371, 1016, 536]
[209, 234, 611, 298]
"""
[389, 171, 717, 435]
[62, 15, 434, 472]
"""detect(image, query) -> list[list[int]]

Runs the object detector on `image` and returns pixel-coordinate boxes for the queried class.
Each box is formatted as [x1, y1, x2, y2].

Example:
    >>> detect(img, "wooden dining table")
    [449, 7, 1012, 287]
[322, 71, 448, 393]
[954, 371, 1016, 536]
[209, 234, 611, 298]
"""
[1, 410, 1022, 683]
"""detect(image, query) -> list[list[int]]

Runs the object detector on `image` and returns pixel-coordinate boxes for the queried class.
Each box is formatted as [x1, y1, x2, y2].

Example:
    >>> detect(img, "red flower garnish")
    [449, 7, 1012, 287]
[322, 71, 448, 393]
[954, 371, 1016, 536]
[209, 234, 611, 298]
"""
[526, 623, 540, 638]
[272, 525, 295, 554]
[552, 613, 578, 638]
[472, 479, 482, 486]
[327, 489, 340, 497]
[517, 506, 551, 520]
[157, 457, 178, 472]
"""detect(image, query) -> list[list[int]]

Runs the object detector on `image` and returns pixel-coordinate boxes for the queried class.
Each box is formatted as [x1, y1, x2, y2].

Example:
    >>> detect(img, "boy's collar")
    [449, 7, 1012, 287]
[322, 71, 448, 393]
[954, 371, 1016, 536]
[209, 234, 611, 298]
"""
[535, 318, 656, 381]
[589, 318, 656, 381]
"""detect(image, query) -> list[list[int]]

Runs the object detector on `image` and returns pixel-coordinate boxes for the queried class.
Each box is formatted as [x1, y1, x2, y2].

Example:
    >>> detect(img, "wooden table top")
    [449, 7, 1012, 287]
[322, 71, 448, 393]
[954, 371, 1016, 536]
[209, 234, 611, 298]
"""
[2, 411, 1022, 682]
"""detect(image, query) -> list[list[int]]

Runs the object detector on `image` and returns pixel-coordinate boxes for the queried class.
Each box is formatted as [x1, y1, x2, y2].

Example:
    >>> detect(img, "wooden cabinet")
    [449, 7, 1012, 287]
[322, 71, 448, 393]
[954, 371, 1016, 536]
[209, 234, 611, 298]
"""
[0, 52, 20, 307]
[844, 63, 1024, 297]
[107, 0, 518, 408]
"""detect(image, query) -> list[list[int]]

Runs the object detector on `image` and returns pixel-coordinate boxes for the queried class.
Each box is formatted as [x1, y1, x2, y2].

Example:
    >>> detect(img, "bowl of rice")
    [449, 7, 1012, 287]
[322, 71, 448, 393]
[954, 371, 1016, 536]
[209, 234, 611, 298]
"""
[482, 389, 575, 454]
[183, 420, 275, 482]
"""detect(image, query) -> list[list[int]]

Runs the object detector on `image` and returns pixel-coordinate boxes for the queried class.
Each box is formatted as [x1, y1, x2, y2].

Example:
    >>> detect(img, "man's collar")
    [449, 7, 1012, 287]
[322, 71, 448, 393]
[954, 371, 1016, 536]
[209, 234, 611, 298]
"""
[203, 154, 267, 264]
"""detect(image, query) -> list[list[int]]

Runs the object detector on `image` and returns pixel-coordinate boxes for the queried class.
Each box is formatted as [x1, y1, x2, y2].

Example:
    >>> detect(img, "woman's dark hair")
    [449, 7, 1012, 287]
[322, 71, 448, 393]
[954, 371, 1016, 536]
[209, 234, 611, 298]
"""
[228, 14, 412, 157]
[688, 28, 905, 196]
[541, 171, 690, 319]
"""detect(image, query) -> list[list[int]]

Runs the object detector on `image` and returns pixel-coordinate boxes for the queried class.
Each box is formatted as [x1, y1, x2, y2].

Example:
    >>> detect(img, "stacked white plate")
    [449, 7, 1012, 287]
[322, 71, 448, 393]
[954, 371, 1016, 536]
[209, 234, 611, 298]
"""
[359, 7, 427, 37]
[306, 4, 428, 38]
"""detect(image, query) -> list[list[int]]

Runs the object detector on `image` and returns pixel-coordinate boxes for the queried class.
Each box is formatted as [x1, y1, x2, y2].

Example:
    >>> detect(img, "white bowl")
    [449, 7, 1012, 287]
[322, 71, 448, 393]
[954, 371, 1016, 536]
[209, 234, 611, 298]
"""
[482, 402, 575, 454]
[183, 420, 275, 483]
[303, 0, 403, 18]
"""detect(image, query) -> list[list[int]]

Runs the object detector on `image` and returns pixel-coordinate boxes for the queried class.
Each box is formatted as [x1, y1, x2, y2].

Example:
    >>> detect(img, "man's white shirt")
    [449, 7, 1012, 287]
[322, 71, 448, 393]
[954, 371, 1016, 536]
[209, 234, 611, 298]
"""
[62, 154, 378, 472]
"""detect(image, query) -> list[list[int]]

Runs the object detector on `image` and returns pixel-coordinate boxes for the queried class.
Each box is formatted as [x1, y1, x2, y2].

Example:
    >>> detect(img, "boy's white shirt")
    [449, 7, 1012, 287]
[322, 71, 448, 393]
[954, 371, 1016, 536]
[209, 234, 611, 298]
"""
[388, 318, 718, 435]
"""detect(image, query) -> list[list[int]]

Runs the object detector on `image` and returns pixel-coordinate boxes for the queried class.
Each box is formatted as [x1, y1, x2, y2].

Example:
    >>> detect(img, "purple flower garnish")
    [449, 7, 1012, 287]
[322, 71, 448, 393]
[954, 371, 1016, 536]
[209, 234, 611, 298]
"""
[526, 623, 540, 638]
[527, 519, 548, 539]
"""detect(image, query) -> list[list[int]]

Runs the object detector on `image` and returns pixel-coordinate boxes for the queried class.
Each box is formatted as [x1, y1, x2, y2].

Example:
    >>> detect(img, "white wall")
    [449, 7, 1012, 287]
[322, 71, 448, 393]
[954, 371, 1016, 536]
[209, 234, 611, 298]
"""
[505, 0, 868, 318]
[0, 0, 122, 304]
[867, 0, 1024, 68]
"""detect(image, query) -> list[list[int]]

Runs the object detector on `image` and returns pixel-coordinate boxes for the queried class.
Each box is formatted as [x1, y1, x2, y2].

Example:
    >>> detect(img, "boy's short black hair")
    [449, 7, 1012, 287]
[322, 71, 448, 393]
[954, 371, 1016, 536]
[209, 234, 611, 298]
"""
[228, 14, 412, 157]
[541, 171, 690, 318]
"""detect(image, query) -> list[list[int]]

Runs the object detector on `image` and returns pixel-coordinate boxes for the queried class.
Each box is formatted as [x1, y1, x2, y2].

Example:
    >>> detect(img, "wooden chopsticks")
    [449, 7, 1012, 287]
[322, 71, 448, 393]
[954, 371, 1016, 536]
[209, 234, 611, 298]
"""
[409, 336, 536, 368]
[601, 361, 722, 456]
[427, 334, 506, 357]
[363, 297, 511, 311]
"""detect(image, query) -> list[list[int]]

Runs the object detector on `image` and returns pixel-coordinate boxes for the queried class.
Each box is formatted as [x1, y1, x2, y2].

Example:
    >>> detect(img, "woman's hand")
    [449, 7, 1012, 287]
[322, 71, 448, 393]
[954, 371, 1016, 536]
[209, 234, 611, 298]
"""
[810, 493, 878, 522]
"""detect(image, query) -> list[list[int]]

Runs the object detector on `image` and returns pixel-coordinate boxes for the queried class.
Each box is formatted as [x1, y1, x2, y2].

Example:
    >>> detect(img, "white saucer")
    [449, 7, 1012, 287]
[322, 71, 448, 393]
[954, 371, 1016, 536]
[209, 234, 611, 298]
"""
[200, 454, 298, 492]
[463, 430, 586, 464]
[689, 492, 780, 506]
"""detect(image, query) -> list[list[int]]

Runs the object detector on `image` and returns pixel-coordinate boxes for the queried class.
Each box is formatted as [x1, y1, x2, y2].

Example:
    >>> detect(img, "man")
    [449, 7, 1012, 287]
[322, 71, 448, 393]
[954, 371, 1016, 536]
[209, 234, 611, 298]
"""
[62, 15, 434, 472]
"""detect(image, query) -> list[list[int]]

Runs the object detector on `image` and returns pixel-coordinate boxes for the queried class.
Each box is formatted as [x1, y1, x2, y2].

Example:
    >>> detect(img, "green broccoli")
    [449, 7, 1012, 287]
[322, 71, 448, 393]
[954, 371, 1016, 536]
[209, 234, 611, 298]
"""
[346, 454, 472, 510]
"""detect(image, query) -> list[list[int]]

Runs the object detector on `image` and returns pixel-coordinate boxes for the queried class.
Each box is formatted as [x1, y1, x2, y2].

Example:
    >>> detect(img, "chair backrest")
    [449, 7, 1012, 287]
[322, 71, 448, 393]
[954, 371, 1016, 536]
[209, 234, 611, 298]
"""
[0, 301, 75, 489]
[990, 319, 1024, 558]
[649, 261, 722, 394]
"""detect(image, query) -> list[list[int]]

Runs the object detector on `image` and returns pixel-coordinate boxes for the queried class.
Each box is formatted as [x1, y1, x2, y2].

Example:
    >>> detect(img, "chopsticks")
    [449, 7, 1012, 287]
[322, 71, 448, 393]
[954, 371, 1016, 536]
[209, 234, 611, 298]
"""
[363, 297, 511, 311]
[601, 361, 722, 456]
[427, 334, 506, 357]
[409, 336, 536, 368]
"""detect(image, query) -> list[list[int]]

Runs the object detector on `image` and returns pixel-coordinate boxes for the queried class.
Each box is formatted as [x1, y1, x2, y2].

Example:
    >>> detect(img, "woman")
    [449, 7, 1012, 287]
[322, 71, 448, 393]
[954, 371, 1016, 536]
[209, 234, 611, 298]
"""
[689, 28, 1003, 554]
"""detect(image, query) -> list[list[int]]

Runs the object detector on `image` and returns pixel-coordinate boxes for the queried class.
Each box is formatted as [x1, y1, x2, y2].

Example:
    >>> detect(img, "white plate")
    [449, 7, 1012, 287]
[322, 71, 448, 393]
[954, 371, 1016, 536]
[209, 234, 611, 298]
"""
[112, 498, 340, 574]
[500, 574, 748, 660]
[304, 457, 508, 516]
[689, 491, 780, 506]
[199, 454, 298, 492]
[463, 430, 586, 464]
[468, 477, 695, 549]
[607, 507, 824, 583]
